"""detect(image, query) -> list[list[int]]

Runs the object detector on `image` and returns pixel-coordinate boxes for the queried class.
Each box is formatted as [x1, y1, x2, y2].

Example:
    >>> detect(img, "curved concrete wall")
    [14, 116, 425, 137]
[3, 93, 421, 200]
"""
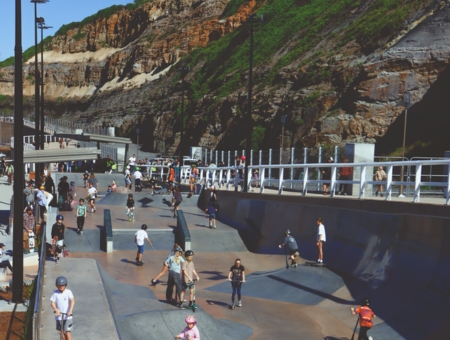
[199, 190, 450, 338]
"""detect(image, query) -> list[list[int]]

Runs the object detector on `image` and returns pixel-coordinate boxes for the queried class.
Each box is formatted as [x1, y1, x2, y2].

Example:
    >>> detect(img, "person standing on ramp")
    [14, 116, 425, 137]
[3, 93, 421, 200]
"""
[134, 224, 152, 266]
[228, 258, 246, 309]
[316, 218, 326, 264]
[278, 229, 300, 267]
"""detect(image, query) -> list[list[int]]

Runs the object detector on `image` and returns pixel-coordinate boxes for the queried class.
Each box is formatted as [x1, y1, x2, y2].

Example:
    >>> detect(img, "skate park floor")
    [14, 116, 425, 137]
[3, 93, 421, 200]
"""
[46, 186, 450, 339]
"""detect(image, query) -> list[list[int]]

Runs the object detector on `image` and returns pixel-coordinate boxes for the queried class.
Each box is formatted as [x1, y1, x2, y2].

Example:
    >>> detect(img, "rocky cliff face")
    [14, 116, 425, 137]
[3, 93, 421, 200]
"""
[1, 0, 449, 157]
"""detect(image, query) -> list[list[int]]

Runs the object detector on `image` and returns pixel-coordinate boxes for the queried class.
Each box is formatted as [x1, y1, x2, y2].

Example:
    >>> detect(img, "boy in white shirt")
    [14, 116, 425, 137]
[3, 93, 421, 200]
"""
[50, 276, 75, 340]
[134, 224, 152, 266]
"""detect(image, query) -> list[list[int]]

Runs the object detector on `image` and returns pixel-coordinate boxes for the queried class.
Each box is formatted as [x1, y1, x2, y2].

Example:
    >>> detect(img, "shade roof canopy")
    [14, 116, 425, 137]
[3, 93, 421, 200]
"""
[54, 133, 132, 144]
[24, 147, 100, 163]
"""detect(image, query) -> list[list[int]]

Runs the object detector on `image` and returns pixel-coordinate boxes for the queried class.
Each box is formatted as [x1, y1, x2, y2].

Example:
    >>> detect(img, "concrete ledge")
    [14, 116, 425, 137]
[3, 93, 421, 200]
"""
[175, 211, 191, 251]
[101, 209, 113, 253]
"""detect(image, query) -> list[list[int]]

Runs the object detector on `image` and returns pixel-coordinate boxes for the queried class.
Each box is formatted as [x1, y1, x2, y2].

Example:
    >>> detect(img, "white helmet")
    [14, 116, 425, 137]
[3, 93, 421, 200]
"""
[127, 165, 130, 169]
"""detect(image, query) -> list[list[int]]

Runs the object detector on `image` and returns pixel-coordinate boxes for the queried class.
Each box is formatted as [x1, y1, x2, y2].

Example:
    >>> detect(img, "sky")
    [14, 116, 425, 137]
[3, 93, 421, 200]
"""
[0, 0, 132, 61]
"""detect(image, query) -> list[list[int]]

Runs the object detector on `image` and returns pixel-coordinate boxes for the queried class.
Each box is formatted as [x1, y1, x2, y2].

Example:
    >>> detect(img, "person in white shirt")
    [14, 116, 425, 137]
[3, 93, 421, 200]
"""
[316, 217, 327, 263]
[0, 243, 13, 273]
[135, 224, 152, 266]
[50, 276, 74, 340]
[87, 183, 97, 213]
[134, 169, 143, 188]
[128, 154, 136, 173]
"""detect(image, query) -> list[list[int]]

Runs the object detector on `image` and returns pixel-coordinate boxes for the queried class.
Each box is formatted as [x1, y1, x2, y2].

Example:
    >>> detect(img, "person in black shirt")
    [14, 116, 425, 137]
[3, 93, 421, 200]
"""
[51, 215, 66, 263]
[58, 176, 70, 202]
[227, 259, 246, 309]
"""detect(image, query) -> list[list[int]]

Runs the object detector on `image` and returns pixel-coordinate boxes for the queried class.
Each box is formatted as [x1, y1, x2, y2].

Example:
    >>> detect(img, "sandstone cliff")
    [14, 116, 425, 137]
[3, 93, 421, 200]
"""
[0, 0, 449, 157]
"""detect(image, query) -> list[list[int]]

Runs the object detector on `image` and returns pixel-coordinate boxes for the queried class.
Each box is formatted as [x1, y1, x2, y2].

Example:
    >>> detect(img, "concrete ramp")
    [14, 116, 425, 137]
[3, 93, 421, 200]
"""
[208, 191, 450, 339]
[98, 266, 253, 340]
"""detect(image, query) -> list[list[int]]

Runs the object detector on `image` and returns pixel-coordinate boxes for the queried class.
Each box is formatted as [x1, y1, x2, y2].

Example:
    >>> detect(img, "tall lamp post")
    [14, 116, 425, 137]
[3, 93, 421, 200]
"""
[244, 13, 262, 192]
[177, 65, 190, 185]
[13, 0, 25, 303]
[281, 115, 286, 163]
[37, 17, 52, 150]
[399, 91, 410, 197]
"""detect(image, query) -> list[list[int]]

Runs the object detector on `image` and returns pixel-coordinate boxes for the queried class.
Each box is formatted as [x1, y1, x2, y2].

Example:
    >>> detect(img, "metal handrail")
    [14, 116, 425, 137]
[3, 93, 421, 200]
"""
[32, 208, 47, 340]
[186, 159, 450, 205]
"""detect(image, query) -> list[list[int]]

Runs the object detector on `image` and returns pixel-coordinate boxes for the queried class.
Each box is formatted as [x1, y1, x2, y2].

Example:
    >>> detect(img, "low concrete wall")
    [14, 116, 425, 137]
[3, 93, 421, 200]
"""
[101, 209, 113, 253]
[210, 190, 450, 293]
[175, 211, 191, 251]
[54, 173, 125, 189]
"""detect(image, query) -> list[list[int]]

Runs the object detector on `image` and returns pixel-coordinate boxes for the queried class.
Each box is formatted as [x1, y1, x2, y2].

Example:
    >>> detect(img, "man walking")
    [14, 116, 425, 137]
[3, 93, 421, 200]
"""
[134, 224, 152, 266]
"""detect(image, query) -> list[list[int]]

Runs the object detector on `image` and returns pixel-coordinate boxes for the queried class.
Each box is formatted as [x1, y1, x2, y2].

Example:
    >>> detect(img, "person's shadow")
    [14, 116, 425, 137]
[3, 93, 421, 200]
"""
[120, 259, 140, 266]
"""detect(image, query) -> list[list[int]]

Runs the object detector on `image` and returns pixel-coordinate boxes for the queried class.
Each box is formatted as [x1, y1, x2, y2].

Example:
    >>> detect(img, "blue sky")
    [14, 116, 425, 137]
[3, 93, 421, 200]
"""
[0, 0, 132, 61]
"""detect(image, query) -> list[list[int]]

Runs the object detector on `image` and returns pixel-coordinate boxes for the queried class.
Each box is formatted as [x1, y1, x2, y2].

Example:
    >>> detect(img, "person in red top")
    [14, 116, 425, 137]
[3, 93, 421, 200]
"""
[338, 158, 353, 195]
[351, 298, 376, 340]
[168, 165, 175, 193]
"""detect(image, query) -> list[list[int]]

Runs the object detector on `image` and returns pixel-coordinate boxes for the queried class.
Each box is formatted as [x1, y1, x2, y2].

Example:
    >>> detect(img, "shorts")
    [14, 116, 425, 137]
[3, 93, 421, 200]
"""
[290, 249, 299, 256]
[90, 198, 95, 204]
[174, 201, 181, 207]
[56, 317, 73, 332]
[209, 213, 216, 219]
[182, 282, 196, 291]
[190, 177, 195, 183]
[137, 244, 144, 254]
[56, 240, 64, 247]
[125, 178, 131, 185]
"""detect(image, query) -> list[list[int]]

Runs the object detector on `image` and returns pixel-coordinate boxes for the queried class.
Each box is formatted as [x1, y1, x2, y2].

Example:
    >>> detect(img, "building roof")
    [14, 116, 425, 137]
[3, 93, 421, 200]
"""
[24, 147, 100, 163]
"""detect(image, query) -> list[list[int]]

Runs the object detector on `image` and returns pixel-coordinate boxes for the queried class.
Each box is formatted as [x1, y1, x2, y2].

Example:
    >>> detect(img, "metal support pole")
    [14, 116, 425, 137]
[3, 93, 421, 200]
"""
[269, 148, 272, 182]
[318, 146, 322, 191]
[334, 145, 338, 163]
[34, 3, 40, 154]
[228, 151, 230, 167]
[290, 147, 294, 189]
[215, 150, 218, 164]
[13, 0, 25, 302]
[250, 150, 254, 166]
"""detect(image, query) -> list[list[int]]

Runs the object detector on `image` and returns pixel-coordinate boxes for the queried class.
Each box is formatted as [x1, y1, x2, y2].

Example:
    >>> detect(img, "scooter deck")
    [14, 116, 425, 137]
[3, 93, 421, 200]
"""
[305, 261, 326, 267]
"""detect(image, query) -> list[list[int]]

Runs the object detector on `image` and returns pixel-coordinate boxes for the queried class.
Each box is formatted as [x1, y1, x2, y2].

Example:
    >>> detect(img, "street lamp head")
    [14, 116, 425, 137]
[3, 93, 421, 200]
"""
[30, 0, 49, 3]
[404, 91, 410, 108]
[36, 17, 45, 24]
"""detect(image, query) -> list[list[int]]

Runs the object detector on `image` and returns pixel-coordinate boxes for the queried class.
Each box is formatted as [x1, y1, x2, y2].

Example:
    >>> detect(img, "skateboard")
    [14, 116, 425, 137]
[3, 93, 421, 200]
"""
[305, 261, 326, 267]
[51, 236, 58, 256]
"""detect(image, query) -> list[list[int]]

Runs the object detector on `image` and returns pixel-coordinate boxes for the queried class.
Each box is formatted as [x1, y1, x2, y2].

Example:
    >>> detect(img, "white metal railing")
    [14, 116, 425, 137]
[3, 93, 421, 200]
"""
[186, 159, 450, 205]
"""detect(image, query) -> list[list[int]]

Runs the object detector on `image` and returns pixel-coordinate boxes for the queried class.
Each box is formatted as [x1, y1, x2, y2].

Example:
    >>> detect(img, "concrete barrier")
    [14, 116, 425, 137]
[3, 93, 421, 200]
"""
[212, 190, 450, 339]
[175, 211, 191, 251]
[101, 209, 113, 253]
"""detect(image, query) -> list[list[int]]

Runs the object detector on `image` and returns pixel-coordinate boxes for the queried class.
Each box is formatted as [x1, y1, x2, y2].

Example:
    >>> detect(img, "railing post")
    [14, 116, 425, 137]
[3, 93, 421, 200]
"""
[413, 164, 422, 203]
[318, 146, 322, 191]
[260, 167, 265, 194]
[210, 150, 213, 165]
[334, 145, 339, 163]
[228, 151, 230, 167]
[290, 147, 294, 189]
[330, 165, 337, 197]
[269, 149, 272, 182]
[250, 150, 254, 166]
[278, 167, 284, 194]
[215, 150, 218, 164]
[259, 150, 262, 166]
[302, 166, 308, 196]
[359, 165, 366, 199]
[386, 165, 393, 200]
[221, 150, 224, 163]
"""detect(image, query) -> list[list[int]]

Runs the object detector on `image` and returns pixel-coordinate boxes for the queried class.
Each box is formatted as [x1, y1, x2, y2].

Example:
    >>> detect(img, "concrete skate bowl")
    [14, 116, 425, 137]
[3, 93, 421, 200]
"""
[203, 190, 450, 339]
[98, 267, 253, 340]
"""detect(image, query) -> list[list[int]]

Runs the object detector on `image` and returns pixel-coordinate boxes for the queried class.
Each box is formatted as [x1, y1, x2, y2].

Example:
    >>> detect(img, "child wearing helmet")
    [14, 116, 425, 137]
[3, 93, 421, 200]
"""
[175, 315, 201, 339]
[180, 250, 200, 309]
[82, 171, 89, 188]
[51, 215, 66, 263]
[278, 229, 299, 267]
[126, 194, 135, 222]
[351, 298, 376, 340]
[51, 276, 75, 339]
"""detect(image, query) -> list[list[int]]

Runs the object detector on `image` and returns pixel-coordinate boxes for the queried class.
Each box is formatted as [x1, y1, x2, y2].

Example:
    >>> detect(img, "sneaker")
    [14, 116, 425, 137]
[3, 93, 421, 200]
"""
[151, 279, 157, 286]
[213, 225, 217, 229]
[91, 209, 94, 213]
[238, 300, 242, 307]
[56, 258, 60, 264]
[76, 229, 80, 234]
[231, 302, 235, 310]
[80, 231, 83, 235]
[178, 302, 186, 309]
[93, 208, 96, 212]
[137, 261, 144, 266]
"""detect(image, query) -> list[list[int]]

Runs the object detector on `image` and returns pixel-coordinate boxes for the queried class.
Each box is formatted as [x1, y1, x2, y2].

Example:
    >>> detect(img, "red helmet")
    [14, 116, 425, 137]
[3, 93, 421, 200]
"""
[241, 155, 246, 160]
[185, 315, 196, 324]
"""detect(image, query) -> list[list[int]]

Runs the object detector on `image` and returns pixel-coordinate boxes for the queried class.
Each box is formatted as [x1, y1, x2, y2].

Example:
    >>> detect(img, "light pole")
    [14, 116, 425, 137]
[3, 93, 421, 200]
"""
[399, 91, 410, 197]
[281, 115, 286, 155]
[13, 0, 25, 303]
[244, 13, 262, 192]
[136, 127, 140, 161]
[177, 65, 190, 184]
[38, 18, 52, 150]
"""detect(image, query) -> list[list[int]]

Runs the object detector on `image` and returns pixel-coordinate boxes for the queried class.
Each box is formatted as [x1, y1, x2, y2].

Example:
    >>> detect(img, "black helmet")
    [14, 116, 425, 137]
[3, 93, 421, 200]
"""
[175, 246, 183, 253]
[141, 224, 148, 230]
[361, 298, 370, 306]
[56, 214, 64, 221]
[55, 276, 67, 286]
[128, 193, 133, 197]
[285, 229, 291, 235]
[185, 250, 194, 257]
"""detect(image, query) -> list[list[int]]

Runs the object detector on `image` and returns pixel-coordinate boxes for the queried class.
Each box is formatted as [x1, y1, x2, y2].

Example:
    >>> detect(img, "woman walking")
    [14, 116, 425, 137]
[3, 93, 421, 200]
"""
[165, 246, 185, 308]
